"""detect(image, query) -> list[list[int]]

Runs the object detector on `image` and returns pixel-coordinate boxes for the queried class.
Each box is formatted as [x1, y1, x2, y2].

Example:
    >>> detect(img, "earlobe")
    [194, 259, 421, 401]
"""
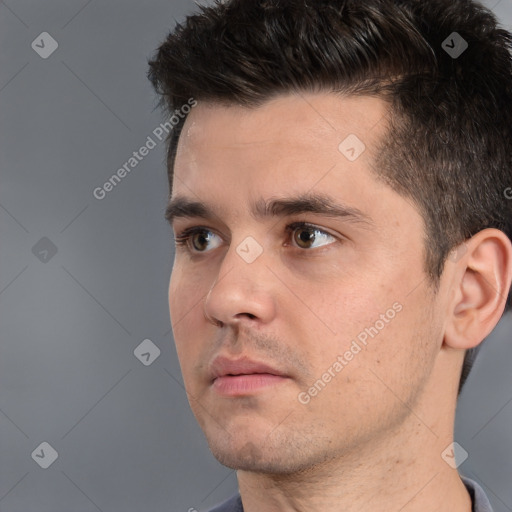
[444, 229, 512, 350]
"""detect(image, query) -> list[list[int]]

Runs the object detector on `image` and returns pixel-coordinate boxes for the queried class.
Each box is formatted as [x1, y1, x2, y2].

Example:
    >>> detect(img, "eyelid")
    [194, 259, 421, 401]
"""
[284, 221, 336, 237]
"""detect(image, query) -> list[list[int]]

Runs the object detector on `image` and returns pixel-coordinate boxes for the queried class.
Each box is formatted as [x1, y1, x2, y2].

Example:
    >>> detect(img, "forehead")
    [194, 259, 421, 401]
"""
[173, 92, 390, 196]
[177, 92, 389, 158]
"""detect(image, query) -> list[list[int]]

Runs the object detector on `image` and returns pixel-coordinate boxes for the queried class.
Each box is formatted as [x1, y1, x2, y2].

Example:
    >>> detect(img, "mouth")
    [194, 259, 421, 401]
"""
[209, 356, 290, 396]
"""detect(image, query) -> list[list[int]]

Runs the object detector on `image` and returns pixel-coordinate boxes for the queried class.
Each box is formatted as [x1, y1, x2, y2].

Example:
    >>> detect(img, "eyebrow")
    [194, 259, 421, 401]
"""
[165, 192, 375, 228]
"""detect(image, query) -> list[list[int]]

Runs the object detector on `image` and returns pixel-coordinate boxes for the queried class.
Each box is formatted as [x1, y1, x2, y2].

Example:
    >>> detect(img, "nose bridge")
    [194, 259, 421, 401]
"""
[215, 232, 268, 295]
[204, 232, 277, 324]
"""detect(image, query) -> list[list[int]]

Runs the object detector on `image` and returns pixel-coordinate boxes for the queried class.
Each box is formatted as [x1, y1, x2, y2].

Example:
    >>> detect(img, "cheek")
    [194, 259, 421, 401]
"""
[303, 280, 419, 380]
[168, 261, 210, 321]
[168, 266, 208, 370]
[168, 266, 183, 317]
[348, 290, 437, 394]
[298, 299, 431, 424]
[284, 288, 386, 391]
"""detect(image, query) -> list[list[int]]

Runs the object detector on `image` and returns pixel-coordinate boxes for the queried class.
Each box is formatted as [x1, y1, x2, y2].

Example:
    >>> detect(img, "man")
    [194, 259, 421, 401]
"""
[148, 0, 512, 510]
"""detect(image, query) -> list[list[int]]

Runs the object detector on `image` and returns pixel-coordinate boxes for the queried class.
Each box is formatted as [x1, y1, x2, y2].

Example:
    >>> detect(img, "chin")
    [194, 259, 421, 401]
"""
[210, 440, 270, 471]
[205, 427, 329, 475]
[209, 439, 342, 476]
[211, 446, 303, 474]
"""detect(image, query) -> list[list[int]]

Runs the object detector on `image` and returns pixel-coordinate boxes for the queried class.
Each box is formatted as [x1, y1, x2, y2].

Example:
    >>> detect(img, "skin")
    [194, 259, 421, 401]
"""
[167, 92, 512, 512]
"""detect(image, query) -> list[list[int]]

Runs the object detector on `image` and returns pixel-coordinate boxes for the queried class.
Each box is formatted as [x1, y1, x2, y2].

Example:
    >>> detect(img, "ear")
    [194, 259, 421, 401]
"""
[444, 228, 512, 350]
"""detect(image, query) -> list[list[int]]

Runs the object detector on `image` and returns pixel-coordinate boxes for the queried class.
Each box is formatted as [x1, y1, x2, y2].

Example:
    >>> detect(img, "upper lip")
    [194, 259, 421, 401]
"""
[210, 356, 288, 381]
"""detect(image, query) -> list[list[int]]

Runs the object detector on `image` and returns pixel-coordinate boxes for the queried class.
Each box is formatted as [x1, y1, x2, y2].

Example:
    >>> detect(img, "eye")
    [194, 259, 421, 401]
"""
[286, 222, 337, 250]
[174, 227, 223, 253]
[174, 222, 338, 255]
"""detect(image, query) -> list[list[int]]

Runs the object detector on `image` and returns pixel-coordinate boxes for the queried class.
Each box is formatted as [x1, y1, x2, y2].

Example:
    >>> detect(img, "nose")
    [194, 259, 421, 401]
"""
[203, 238, 278, 328]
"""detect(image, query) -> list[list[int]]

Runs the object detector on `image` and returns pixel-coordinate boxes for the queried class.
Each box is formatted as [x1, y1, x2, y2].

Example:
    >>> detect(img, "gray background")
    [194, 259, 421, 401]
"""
[0, 0, 511, 511]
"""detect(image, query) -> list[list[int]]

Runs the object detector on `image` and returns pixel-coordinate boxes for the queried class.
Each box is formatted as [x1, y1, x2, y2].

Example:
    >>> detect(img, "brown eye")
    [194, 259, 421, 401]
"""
[291, 224, 336, 249]
[191, 230, 212, 251]
[174, 228, 222, 253]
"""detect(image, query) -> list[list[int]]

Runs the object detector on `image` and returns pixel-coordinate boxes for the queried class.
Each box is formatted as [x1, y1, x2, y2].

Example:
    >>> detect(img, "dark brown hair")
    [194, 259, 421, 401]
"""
[148, 0, 512, 394]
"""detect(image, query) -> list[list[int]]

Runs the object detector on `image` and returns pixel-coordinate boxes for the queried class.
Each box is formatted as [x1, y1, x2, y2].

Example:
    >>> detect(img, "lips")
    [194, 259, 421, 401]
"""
[210, 356, 287, 381]
[209, 356, 290, 396]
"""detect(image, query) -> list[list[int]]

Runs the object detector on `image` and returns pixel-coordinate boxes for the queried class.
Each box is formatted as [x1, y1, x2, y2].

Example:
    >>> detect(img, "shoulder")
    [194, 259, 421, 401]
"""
[206, 493, 243, 512]
[461, 475, 494, 512]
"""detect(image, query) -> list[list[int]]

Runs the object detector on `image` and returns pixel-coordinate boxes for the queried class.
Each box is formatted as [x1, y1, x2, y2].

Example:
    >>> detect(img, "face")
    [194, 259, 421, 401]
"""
[167, 92, 445, 473]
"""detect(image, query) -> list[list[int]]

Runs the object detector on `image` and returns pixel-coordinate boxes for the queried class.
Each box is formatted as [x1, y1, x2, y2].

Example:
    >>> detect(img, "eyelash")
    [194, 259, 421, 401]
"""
[173, 222, 338, 253]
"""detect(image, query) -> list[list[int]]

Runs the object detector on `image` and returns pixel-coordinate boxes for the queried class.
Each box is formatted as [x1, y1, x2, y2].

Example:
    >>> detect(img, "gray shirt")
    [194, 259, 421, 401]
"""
[207, 476, 493, 512]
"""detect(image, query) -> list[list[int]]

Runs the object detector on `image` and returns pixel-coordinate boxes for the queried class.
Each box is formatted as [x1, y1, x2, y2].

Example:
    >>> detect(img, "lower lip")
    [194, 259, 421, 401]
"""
[212, 374, 288, 396]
